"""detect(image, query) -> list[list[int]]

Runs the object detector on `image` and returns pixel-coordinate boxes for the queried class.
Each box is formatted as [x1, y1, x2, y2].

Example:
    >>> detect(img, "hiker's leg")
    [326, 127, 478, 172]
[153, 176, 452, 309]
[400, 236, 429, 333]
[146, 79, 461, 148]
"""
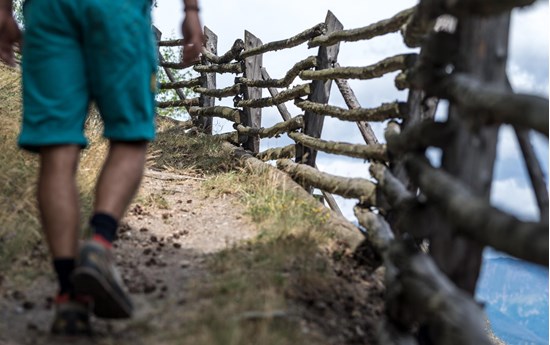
[38, 145, 82, 299]
[93, 141, 148, 221]
[38, 145, 81, 258]
[73, 141, 147, 319]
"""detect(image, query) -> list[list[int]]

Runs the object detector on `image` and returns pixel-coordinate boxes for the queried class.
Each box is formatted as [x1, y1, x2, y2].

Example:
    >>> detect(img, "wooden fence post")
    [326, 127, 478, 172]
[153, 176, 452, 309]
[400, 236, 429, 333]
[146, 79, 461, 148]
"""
[431, 13, 512, 295]
[196, 26, 216, 134]
[296, 11, 343, 168]
[242, 31, 263, 153]
[153, 26, 188, 103]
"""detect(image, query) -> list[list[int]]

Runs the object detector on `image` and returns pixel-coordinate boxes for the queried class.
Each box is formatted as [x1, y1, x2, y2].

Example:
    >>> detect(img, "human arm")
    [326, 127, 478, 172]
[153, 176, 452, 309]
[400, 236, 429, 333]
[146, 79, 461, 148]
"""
[0, 0, 21, 66]
[181, 0, 204, 66]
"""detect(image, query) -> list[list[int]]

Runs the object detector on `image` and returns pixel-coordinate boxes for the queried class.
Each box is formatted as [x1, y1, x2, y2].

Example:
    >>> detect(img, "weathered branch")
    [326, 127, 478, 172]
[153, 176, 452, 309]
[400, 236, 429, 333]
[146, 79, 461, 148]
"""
[289, 132, 388, 162]
[214, 131, 240, 145]
[277, 159, 377, 204]
[515, 128, 549, 222]
[237, 56, 317, 88]
[235, 115, 304, 138]
[159, 38, 184, 46]
[354, 207, 394, 252]
[156, 98, 200, 108]
[202, 39, 245, 64]
[334, 69, 379, 145]
[295, 99, 407, 122]
[194, 63, 243, 74]
[394, 72, 409, 91]
[401, 6, 436, 48]
[439, 74, 549, 136]
[239, 23, 327, 59]
[256, 144, 296, 161]
[159, 78, 202, 90]
[194, 84, 242, 98]
[157, 44, 187, 101]
[369, 163, 415, 208]
[386, 241, 494, 345]
[261, 68, 293, 121]
[309, 6, 415, 47]
[188, 106, 242, 123]
[320, 190, 344, 218]
[385, 120, 455, 154]
[223, 143, 364, 250]
[407, 156, 549, 266]
[235, 84, 311, 108]
[159, 61, 199, 69]
[300, 54, 417, 81]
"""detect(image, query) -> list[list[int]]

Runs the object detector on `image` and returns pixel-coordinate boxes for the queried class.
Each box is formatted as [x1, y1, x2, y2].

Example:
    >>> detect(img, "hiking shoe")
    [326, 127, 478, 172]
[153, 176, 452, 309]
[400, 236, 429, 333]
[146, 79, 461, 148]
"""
[50, 294, 92, 336]
[72, 241, 133, 319]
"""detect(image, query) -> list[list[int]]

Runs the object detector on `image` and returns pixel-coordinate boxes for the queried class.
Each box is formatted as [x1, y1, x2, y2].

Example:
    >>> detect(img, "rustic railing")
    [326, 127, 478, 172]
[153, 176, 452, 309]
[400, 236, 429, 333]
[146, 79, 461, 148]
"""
[154, 0, 548, 343]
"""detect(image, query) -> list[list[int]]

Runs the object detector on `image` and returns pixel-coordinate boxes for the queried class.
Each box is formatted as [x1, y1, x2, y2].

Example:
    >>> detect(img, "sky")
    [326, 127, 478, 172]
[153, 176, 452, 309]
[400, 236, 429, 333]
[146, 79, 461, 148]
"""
[152, 0, 549, 222]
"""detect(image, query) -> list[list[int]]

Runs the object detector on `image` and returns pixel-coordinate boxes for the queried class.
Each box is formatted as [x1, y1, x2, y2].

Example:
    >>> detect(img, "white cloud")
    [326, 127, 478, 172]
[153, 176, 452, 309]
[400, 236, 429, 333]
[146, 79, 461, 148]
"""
[508, 62, 549, 96]
[491, 178, 539, 221]
[496, 125, 522, 161]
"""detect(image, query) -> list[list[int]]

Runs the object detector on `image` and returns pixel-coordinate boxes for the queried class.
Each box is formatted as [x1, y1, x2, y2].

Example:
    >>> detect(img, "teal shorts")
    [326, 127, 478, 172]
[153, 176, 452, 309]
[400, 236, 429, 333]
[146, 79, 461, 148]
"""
[19, 0, 158, 152]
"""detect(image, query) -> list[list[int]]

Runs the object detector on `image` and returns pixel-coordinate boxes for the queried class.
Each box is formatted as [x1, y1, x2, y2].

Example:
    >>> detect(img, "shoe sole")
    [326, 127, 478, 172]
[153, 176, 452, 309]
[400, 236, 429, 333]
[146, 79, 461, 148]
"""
[72, 267, 133, 319]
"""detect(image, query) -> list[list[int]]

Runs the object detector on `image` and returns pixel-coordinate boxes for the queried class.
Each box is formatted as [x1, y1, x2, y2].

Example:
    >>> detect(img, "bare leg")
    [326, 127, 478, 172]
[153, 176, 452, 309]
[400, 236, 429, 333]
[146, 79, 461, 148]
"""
[38, 145, 81, 258]
[94, 141, 148, 220]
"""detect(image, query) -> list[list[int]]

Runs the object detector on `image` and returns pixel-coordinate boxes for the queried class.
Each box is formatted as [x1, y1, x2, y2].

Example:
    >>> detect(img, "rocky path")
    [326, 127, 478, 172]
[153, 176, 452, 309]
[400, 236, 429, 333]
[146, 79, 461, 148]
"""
[0, 170, 257, 345]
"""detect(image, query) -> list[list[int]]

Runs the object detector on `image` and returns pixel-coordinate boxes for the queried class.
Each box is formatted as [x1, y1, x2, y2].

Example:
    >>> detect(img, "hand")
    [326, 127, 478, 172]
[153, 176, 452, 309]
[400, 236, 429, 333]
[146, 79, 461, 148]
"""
[181, 10, 204, 66]
[0, 8, 21, 67]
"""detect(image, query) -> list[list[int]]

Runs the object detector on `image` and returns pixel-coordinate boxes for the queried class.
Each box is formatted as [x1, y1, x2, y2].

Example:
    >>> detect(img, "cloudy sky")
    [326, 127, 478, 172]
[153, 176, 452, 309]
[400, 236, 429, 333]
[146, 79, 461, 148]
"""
[153, 0, 549, 221]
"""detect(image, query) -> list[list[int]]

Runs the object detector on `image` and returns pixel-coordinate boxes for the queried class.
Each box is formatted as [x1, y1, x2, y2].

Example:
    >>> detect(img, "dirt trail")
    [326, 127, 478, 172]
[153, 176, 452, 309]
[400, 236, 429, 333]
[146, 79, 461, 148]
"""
[0, 170, 257, 345]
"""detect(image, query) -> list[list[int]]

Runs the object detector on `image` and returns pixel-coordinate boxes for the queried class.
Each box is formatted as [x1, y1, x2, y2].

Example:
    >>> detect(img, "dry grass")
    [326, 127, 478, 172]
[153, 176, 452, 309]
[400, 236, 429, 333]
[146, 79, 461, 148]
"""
[149, 126, 234, 175]
[143, 169, 371, 345]
[0, 65, 42, 276]
[0, 65, 107, 282]
[0, 64, 381, 344]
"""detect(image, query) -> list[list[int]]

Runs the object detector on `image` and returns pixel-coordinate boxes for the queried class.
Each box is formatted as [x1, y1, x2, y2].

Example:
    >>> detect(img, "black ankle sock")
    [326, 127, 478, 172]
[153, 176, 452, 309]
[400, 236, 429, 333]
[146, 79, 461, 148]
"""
[90, 213, 118, 243]
[53, 258, 75, 296]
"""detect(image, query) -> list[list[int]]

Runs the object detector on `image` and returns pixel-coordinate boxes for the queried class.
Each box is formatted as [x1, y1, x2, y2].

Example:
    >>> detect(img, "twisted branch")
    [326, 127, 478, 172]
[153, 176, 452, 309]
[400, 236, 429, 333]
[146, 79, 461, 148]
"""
[194, 84, 242, 98]
[194, 63, 243, 74]
[277, 159, 377, 204]
[188, 106, 242, 123]
[202, 39, 245, 64]
[407, 156, 549, 266]
[235, 115, 304, 138]
[237, 56, 317, 88]
[240, 23, 327, 59]
[257, 144, 296, 161]
[309, 6, 415, 47]
[295, 100, 407, 122]
[300, 54, 417, 80]
[156, 98, 200, 108]
[235, 84, 310, 108]
[289, 132, 388, 161]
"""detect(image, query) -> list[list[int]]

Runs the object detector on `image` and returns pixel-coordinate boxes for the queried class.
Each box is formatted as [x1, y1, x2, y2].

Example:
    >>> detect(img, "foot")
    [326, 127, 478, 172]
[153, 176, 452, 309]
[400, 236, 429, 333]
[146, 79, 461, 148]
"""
[72, 240, 133, 319]
[50, 294, 92, 336]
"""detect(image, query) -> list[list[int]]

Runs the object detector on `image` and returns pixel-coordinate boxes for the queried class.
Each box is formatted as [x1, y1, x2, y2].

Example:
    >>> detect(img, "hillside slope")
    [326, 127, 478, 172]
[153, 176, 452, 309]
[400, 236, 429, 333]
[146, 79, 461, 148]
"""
[0, 64, 385, 345]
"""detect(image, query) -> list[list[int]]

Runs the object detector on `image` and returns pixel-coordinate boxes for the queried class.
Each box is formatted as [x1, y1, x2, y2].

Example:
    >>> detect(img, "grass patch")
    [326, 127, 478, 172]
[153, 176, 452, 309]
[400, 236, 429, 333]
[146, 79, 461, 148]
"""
[149, 127, 234, 175]
[0, 65, 42, 277]
[0, 65, 107, 283]
[145, 169, 349, 344]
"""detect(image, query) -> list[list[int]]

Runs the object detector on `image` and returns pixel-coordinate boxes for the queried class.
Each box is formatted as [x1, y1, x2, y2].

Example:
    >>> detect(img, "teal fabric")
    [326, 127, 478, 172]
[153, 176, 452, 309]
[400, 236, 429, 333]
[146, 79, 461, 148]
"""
[19, 0, 157, 152]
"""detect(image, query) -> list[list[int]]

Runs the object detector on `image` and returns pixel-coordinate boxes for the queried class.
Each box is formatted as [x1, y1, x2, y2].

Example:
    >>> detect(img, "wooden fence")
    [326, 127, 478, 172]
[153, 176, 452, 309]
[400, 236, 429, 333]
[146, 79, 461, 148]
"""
[154, 1, 548, 343]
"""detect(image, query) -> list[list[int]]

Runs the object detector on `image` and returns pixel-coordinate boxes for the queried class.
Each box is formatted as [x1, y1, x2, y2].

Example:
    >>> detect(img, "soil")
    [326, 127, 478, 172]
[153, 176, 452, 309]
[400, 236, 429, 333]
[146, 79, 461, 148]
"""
[0, 168, 385, 345]
[0, 171, 257, 345]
